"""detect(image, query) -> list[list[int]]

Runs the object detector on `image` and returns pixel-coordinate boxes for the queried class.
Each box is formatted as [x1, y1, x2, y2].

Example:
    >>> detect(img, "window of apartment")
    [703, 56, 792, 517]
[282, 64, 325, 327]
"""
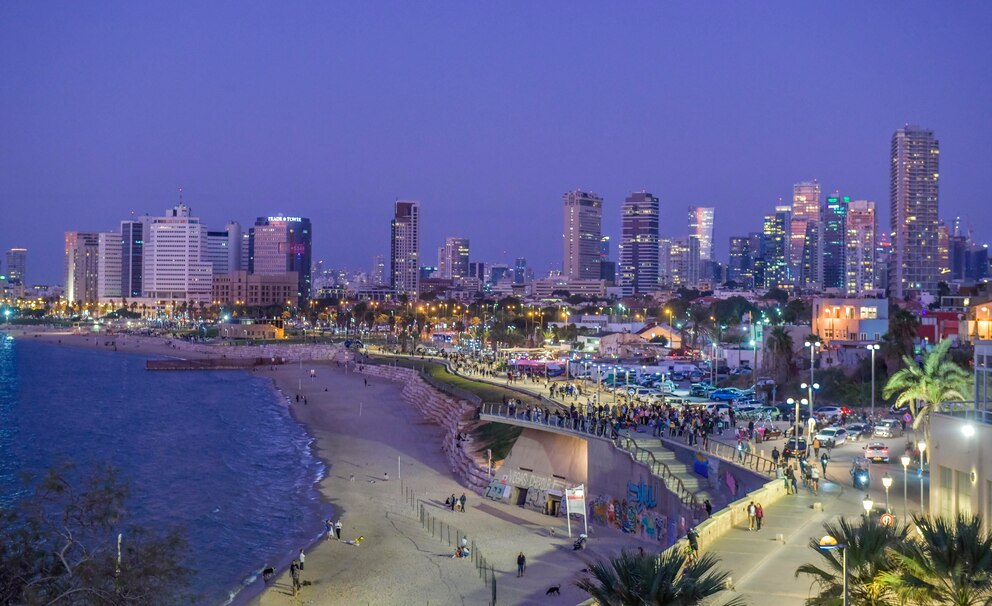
[940, 466, 954, 518]
[957, 470, 973, 517]
[862, 306, 878, 319]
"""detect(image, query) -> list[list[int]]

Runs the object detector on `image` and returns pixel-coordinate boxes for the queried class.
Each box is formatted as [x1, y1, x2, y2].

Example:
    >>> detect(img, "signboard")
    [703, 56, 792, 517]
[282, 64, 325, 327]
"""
[564, 484, 588, 537]
[880, 513, 895, 527]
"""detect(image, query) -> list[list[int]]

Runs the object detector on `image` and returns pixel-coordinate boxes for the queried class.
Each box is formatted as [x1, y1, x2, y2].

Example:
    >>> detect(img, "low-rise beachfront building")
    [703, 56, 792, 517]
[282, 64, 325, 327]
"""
[212, 271, 298, 308]
[219, 318, 285, 340]
[928, 340, 992, 531]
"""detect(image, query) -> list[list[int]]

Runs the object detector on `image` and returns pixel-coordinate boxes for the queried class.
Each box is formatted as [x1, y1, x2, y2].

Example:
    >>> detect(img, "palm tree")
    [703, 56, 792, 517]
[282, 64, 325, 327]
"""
[882, 339, 970, 465]
[765, 326, 795, 384]
[577, 548, 744, 606]
[881, 514, 992, 606]
[796, 516, 908, 606]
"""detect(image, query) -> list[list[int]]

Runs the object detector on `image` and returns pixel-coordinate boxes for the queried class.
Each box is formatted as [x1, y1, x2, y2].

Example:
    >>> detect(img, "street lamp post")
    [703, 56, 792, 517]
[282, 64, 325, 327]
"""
[882, 473, 893, 513]
[918, 441, 927, 514]
[901, 454, 911, 521]
[800, 382, 820, 435]
[862, 495, 874, 519]
[804, 340, 821, 419]
[818, 536, 848, 606]
[866, 343, 880, 420]
[787, 397, 807, 442]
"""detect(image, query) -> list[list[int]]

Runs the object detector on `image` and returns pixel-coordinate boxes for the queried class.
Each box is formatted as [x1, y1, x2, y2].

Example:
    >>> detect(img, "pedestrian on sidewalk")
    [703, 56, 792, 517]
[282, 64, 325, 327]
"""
[813, 437, 822, 458]
[459, 493, 467, 512]
[517, 552, 527, 577]
[746, 501, 756, 530]
[820, 451, 829, 476]
[811, 466, 820, 495]
[755, 503, 764, 530]
[771, 446, 780, 467]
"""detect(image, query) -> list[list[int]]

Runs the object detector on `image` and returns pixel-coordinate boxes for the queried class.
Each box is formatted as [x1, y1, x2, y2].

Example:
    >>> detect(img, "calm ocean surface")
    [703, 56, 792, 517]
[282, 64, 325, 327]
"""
[0, 337, 327, 605]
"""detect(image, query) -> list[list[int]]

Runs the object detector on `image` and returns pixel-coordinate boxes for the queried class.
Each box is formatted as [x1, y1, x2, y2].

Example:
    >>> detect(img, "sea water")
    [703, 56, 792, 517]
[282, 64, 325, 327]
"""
[0, 337, 327, 605]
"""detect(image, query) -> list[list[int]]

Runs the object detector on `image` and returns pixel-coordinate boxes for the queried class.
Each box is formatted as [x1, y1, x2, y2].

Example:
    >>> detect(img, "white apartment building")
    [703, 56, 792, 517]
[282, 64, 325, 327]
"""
[97, 232, 122, 301]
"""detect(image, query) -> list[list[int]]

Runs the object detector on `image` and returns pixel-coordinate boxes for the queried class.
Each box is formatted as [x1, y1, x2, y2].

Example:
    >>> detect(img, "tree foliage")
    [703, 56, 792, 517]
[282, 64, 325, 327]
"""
[0, 464, 192, 605]
[576, 548, 744, 606]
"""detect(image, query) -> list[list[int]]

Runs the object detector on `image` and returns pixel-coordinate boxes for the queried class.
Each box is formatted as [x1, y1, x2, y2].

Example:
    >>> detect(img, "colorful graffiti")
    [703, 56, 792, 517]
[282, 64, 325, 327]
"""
[588, 477, 667, 542]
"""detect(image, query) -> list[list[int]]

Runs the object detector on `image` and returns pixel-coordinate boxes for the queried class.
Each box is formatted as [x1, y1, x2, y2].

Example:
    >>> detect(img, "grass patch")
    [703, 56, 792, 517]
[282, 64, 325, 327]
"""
[473, 422, 523, 461]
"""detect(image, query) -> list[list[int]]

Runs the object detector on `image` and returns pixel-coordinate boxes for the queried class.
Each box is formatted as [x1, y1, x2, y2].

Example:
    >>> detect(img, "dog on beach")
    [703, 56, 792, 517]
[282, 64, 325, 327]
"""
[546, 584, 561, 596]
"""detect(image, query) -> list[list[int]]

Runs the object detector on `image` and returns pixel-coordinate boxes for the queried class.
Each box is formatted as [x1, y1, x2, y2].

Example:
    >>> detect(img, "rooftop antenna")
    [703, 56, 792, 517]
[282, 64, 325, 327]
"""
[178, 186, 184, 205]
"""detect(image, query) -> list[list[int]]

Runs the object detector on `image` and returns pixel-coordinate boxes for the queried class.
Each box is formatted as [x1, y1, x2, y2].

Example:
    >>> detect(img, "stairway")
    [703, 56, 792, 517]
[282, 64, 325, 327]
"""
[626, 436, 719, 509]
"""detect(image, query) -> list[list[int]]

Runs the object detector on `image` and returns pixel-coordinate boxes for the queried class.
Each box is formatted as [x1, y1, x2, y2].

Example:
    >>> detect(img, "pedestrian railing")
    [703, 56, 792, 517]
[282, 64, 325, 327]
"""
[479, 403, 704, 519]
[403, 486, 497, 605]
[667, 435, 778, 478]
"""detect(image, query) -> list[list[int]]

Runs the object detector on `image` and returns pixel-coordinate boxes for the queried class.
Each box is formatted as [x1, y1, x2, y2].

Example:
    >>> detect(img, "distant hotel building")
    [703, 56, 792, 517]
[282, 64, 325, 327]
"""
[97, 232, 122, 301]
[5, 248, 27, 296]
[206, 222, 244, 275]
[890, 125, 940, 300]
[819, 193, 849, 291]
[141, 203, 212, 302]
[390, 200, 420, 299]
[120, 219, 147, 298]
[791, 181, 821, 289]
[845, 200, 878, 295]
[562, 190, 603, 280]
[762, 206, 792, 289]
[249, 215, 312, 304]
[619, 191, 660, 295]
[212, 271, 299, 307]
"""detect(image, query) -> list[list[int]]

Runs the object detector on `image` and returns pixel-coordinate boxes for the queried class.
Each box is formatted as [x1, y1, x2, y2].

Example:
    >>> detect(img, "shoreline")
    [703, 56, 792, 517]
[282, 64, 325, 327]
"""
[15, 329, 653, 605]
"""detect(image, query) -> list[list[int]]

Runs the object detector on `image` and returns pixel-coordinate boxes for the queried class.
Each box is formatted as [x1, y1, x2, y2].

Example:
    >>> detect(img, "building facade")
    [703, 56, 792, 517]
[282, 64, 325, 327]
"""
[437, 237, 470, 280]
[64, 232, 101, 304]
[811, 297, 889, 345]
[845, 200, 878, 295]
[890, 125, 940, 300]
[5, 248, 26, 296]
[390, 200, 420, 299]
[141, 204, 213, 302]
[619, 191, 660, 295]
[820, 193, 849, 291]
[96, 232, 122, 301]
[728, 236, 753, 288]
[688, 206, 715, 261]
[249, 215, 312, 304]
[762, 206, 792, 289]
[120, 219, 147, 298]
[791, 181, 821, 289]
[562, 190, 603, 280]
[212, 271, 299, 307]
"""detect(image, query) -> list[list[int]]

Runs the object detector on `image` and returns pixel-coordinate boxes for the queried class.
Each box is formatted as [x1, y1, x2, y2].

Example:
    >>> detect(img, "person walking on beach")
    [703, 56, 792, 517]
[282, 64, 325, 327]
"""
[334, 520, 342, 540]
[517, 552, 527, 577]
[325, 519, 333, 541]
[459, 493, 467, 512]
[290, 560, 301, 596]
[298, 548, 306, 570]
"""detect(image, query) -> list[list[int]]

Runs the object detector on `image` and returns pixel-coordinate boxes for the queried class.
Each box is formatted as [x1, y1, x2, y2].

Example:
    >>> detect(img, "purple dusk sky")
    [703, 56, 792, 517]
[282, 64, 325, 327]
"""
[2, 3, 991, 284]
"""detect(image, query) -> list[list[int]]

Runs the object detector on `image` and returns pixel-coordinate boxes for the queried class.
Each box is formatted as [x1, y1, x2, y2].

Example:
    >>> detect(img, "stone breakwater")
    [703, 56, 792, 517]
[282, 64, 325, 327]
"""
[152, 338, 355, 363]
[357, 364, 492, 493]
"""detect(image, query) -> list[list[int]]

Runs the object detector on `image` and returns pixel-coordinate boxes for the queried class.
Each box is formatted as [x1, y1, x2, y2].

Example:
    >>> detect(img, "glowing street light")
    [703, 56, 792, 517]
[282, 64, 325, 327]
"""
[882, 473, 893, 513]
[862, 495, 874, 518]
[901, 454, 911, 521]
[918, 441, 927, 515]
[866, 343, 880, 419]
[818, 535, 848, 606]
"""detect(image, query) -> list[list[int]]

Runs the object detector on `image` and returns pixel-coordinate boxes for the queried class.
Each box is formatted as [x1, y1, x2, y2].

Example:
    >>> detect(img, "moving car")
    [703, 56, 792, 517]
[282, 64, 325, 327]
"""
[814, 427, 848, 448]
[784, 437, 808, 459]
[873, 419, 904, 438]
[845, 423, 873, 442]
[864, 442, 890, 463]
[814, 406, 844, 420]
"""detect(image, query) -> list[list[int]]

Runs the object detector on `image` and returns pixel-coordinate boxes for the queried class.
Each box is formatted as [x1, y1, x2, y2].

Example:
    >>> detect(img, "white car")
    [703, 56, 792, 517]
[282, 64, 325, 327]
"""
[814, 427, 848, 448]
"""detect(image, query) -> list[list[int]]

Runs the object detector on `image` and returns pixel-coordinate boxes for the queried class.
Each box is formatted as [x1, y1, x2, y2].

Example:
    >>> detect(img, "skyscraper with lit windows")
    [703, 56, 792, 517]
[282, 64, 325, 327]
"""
[619, 191, 660, 295]
[391, 200, 420, 299]
[562, 190, 603, 280]
[890, 125, 940, 299]
[688, 207, 715, 261]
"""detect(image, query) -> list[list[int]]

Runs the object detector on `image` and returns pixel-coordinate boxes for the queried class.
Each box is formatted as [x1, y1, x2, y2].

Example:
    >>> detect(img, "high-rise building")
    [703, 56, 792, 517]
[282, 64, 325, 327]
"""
[437, 237, 470, 280]
[937, 221, 950, 279]
[819, 193, 849, 291]
[890, 125, 940, 299]
[562, 190, 603, 280]
[249, 215, 312, 303]
[390, 200, 420, 299]
[791, 181, 821, 288]
[728, 236, 753, 288]
[619, 191, 660, 295]
[371, 255, 386, 286]
[688, 207, 715, 261]
[207, 231, 232, 275]
[142, 204, 213, 302]
[513, 257, 528, 285]
[658, 238, 673, 285]
[120, 219, 147, 298]
[670, 237, 700, 288]
[762, 206, 792, 289]
[5, 248, 26, 294]
[845, 200, 878, 296]
[97, 232, 122, 301]
[65, 232, 101, 304]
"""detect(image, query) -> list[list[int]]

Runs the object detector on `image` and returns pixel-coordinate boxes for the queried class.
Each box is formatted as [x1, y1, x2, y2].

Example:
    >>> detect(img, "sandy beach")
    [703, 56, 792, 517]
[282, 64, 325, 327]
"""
[16, 330, 656, 605]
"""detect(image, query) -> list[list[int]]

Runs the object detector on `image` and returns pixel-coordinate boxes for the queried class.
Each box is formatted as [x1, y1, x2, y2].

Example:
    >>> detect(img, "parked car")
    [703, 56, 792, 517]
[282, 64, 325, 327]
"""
[864, 441, 890, 463]
[814, 406, 844, 420]
[731, 366, 753, 375]
[689, 383, 714, 397]
[710, 388, 742, 402]
[705, 402, 732, 414]
[873, 419, 904, 438]
[784, 437, 808, 459]
[814, 427, 848, 448]
[845, 423, 873, 442]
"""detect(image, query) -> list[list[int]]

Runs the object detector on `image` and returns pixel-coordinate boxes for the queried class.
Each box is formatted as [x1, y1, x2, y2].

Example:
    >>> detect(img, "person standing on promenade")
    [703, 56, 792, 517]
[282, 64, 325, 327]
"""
[334, 520, 342, 540]
[755, 503, 764, 530]
[459, 493, 467, 512]
[517, 552, 527, 577]
[746, 501, 756, 530]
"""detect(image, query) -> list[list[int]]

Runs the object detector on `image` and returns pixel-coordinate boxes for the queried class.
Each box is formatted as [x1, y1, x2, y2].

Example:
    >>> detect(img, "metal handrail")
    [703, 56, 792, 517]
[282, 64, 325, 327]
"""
[663, 434, 778, 478]
[613, 435, 701, 513]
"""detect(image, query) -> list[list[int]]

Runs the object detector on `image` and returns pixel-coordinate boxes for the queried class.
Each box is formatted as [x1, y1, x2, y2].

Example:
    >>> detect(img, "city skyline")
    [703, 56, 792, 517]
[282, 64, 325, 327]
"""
[2, 4, 992, 283]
